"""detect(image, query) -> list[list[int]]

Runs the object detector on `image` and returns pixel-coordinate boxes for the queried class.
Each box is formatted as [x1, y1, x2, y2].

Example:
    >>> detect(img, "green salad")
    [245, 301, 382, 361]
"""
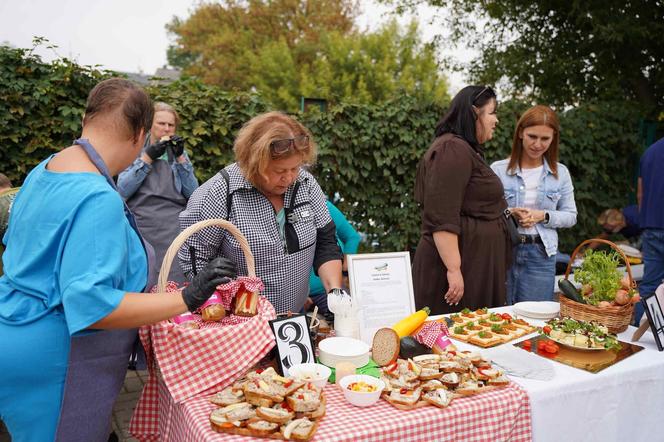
[544, 317, 621, 351]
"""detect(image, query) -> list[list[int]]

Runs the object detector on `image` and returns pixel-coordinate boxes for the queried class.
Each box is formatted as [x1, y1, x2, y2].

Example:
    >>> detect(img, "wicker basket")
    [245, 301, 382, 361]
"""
[149, 218, 275, 382]
[158, 218, 256, 292]
[559, 238, 635, 333]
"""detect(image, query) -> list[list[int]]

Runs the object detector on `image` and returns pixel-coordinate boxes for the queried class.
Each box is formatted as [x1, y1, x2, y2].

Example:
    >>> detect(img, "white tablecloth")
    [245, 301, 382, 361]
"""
[433, 304, 664, 442]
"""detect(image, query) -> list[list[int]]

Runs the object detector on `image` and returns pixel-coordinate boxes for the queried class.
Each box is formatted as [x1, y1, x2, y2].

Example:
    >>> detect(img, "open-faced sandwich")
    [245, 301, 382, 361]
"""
[380, 350, 510, 411]
[210, 369, 325, 440]
[210, 386, 245, 406]
[422, 388, 454, 408]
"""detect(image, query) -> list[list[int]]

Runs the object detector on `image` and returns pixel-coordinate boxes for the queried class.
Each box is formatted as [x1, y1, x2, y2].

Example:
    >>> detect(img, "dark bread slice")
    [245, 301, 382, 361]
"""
[372, 328, 400, 367]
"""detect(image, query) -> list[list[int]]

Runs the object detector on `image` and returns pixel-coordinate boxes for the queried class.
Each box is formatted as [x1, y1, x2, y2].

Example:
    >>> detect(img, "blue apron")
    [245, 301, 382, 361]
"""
[54, 139, 156, 442]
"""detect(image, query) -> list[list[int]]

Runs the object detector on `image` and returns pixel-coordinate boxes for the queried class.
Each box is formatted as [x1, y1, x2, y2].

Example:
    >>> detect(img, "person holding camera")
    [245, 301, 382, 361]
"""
[117, 102, 198, 286]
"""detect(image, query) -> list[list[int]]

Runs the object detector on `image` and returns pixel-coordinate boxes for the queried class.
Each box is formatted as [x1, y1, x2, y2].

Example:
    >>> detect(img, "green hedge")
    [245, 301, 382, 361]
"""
[0, 44, 644, 255]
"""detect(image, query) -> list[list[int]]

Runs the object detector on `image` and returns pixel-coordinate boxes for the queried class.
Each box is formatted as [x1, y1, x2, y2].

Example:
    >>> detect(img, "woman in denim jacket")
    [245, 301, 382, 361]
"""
[491, 105, 577, 304]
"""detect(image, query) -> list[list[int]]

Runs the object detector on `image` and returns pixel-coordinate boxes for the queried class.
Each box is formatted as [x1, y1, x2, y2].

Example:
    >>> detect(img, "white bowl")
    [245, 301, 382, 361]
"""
[288, 363, 331, 389]
[339, 374, 385, 407]
[318, 337, 370, 368]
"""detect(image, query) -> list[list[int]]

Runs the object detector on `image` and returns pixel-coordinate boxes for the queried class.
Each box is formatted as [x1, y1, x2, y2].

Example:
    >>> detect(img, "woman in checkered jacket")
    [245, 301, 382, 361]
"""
[178, 112, 345, 314]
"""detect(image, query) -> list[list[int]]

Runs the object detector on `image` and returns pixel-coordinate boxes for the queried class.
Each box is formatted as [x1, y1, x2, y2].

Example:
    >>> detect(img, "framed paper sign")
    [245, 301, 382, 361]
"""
[347, 252, 416, 345]
[642, 293, 664, 351]
[268, 314, 315, 376]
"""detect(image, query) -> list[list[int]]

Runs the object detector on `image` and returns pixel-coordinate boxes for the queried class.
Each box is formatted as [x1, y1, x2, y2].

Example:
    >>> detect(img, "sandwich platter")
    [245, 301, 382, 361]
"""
[380, 351, 510, 410]
[445, 308, 537, 348]
[208, 367, 325, 440]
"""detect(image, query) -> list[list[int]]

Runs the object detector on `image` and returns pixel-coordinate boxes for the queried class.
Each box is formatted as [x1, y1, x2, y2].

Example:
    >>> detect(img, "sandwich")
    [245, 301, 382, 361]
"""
[210, 386, 245, 407]
[487, 374, 510, 387]
[210, 408, 243, 430]
[388, 387, 422, 407]
[422, 388, 454, 408]
[246, 418, 279, 436]
[468, 330, 502, 347]
[420, 379, 444, 391]
[286, 383, 321, 413]
[243, 378, 284, 407]
[438, 360, 467, 373]
[281, 418, 316, 440]
[449, 314, 467, 326]
[456, 380, 483, 396]
[460, 308, 477, 320]
[449, 325, 471, 342]
[219, 402, 256, 422]
[255, 405, 295, 424]
[418, 366, 443, 380]
[440, 372, 460, 389]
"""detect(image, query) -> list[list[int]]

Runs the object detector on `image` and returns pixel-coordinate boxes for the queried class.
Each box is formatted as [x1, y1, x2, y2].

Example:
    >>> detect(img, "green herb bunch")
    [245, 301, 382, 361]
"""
[574, 250, 622, 305]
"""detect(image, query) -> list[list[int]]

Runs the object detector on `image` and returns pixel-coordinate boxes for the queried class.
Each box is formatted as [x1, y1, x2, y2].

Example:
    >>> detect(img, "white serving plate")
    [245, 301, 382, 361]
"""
[318, 337, 370, 368]
[513, 301, 560, 319]
[617, 243, 642, 258]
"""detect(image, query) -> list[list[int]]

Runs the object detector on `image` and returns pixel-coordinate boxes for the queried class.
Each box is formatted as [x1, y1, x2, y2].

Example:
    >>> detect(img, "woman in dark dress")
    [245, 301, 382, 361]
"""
[413, 85, 511, 314]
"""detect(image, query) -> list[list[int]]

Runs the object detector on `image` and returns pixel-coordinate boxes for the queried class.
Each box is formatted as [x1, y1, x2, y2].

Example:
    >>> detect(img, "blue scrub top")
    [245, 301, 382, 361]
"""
[0, 158, 147, 335]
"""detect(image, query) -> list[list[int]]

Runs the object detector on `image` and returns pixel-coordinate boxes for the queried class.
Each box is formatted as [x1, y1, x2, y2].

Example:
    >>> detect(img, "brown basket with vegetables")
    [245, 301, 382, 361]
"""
[558, 239, 639, 333]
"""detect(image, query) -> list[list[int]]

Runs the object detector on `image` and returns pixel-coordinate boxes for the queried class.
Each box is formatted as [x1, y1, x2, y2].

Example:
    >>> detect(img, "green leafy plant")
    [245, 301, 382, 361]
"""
[574, 250, 622, 305]
[0, 43, 646, 256]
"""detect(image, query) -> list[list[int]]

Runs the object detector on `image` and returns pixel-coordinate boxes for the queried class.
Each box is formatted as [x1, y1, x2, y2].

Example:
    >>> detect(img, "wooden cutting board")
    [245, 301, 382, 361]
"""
[513, 335, 643, 373]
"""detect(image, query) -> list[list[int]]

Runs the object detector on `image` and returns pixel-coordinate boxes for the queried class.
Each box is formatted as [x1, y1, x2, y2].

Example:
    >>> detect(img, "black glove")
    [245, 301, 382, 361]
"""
[144, 139, 168, 161]
[182, 257, 237, 312]
[170, 135, 185, 157]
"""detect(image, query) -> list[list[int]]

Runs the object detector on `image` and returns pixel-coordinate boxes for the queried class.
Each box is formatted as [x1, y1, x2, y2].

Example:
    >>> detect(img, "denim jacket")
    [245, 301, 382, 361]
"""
[116, 148, 198, 200]
[490, 158, 577, 256]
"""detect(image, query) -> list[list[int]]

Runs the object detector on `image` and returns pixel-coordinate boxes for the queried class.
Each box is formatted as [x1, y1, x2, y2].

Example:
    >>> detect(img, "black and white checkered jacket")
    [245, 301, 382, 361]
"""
[178, 163, 341, 313]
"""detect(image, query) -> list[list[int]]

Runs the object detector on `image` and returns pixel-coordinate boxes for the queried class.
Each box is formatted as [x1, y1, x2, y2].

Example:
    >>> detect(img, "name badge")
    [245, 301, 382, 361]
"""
[287, 209, 311, 224]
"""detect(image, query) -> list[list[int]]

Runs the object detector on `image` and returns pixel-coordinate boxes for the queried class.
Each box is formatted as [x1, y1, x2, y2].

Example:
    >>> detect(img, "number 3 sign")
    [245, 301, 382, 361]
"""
[268, 314, 315, 376]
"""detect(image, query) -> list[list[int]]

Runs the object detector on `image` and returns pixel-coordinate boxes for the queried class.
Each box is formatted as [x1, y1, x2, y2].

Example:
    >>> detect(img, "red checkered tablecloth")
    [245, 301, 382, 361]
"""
[133, 377, 532, 442]
[129, 297, 277, 440]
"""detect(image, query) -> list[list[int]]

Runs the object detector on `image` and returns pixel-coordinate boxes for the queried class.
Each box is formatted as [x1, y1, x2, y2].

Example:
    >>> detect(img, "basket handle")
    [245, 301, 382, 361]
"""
[158, 218, 255, 292]
[563, 238, 634, 287]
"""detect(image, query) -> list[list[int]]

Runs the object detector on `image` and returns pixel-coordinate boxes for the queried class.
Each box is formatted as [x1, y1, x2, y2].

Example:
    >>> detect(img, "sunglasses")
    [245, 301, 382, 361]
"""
[270, 135, 310, 155]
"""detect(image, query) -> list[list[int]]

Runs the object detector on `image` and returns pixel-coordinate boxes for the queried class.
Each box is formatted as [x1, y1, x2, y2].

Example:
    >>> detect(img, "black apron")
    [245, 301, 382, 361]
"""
[55, 139, 156, 442]
[126, 151, 188, 288]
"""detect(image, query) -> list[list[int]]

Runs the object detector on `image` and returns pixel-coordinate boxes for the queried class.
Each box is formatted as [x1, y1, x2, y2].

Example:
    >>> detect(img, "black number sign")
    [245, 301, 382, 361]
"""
[643, 293, 664, 352]
[269, 314, 315, 375]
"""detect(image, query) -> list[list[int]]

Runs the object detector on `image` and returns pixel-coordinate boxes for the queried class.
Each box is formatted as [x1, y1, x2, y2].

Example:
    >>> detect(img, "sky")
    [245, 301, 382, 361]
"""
[0, 0, 470, 93]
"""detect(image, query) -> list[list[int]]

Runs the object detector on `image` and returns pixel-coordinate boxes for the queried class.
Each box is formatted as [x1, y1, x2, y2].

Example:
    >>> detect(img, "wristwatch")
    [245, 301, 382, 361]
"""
[543, 212, 550, 224]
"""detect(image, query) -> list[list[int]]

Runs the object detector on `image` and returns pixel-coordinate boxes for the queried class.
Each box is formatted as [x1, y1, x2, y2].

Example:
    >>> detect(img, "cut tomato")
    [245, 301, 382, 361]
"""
[500, 313, 513, 320]
[537, 340, 548, 351]
[542, 326, 552, 335]
[522, 340, 532, 350]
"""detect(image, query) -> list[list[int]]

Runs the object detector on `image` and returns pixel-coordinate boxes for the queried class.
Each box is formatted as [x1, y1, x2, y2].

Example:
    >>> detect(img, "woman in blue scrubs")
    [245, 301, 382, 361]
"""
[0, 78, 236, 442]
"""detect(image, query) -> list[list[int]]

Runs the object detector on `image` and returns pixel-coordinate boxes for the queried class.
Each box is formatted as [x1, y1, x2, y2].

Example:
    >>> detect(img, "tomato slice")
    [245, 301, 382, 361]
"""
[543, 343, 558, 354]
[542, 326, 552, 335]
[537, 340, 548, 351]
[522, 340, 532, 350]
[501, 313, 513, 320]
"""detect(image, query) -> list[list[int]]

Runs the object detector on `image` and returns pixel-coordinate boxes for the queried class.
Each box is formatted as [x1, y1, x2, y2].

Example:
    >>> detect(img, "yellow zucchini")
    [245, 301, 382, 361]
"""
[392, 307, 431, 338]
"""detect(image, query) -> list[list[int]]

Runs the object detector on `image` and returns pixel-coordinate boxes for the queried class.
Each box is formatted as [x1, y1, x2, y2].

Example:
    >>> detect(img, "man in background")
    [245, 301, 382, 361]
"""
[637, 136, 664, 324]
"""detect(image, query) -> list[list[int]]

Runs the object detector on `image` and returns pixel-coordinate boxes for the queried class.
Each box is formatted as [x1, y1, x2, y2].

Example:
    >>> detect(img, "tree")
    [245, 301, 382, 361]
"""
[166, 0, 358, 89]
[167, 1, 449, 110]
[246, 20, 449, 109]
[386, 0, 664, 112]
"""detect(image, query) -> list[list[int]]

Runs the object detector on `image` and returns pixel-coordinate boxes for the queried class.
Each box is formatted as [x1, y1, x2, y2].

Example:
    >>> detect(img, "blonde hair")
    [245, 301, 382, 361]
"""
[153, 102, 180, 128]
[233, 112, 317, 186]
[597, 209, 624, 226]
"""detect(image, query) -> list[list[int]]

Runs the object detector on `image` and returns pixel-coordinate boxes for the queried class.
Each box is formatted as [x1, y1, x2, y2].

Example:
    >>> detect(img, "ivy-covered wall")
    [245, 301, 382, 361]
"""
[0, 45, 644, 254]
